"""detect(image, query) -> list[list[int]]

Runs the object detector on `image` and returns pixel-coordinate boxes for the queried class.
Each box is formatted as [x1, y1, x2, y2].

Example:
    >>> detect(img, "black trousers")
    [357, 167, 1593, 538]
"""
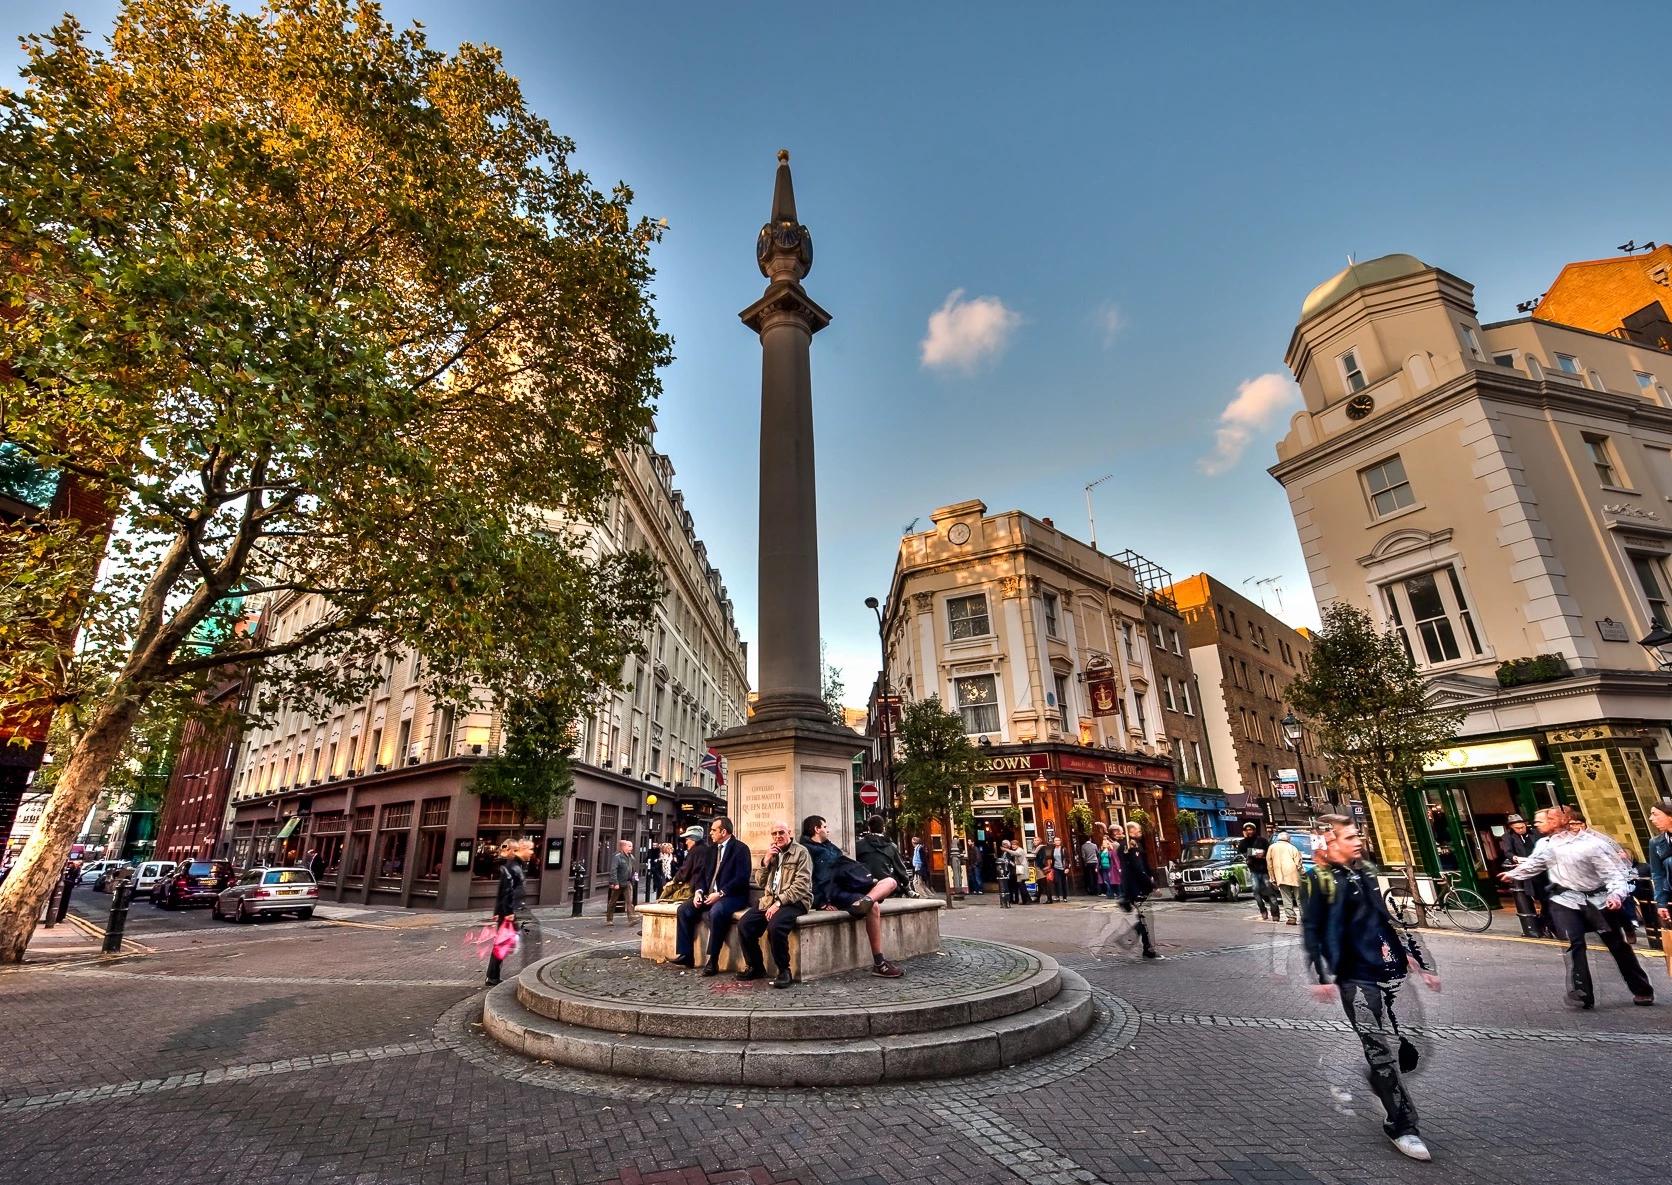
[737, 902, 807, 973]
[676, 894, 746, 962]
[1339, 980, 1419, 1137]
[1548, 901, 1653, 1003]
[485, 906, 543, 984]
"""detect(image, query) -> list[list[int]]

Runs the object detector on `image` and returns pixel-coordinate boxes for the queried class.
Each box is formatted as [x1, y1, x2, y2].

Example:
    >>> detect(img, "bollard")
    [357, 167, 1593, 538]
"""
[103, 883, 134, 954]
[569, 862, 587, 918]
[1635, 873, 1662, 952]
[41, 880, 63, 928]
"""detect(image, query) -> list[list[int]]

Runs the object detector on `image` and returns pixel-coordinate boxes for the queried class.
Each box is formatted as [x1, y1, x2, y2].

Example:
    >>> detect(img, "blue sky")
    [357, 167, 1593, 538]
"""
[8, 2, 1671, 703]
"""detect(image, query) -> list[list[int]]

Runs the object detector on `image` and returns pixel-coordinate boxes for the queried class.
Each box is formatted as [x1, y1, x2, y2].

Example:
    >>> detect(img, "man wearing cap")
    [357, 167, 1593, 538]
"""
[1499, 813, 1547, 937]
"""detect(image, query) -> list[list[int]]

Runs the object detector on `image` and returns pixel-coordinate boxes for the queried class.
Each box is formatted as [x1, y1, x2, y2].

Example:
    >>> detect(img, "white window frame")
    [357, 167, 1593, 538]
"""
[946, 593, 991, 641]
[1555, 352, 1582, 375]
[1162, 676, 1176, 711]
[1337, 348, 1368, 393]
[1460, 324, 1485, 360]
[1491, 351, 1517, 369]
[1053, 671, 1072, 731]
[1179, 678, 1193, 716]
[1043, 591, 1060, 638]
[1628, 552, 1672, 630]
[1361, 454, 1416, 519]
[1583, 434, 1623, 488]
[953, 672, 1001, 736]
[1380, 564, 1486, 670]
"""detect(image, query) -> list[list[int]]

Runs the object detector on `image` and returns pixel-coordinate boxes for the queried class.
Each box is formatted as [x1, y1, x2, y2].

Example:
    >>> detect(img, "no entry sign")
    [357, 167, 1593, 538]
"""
[858, 782, 880, 807]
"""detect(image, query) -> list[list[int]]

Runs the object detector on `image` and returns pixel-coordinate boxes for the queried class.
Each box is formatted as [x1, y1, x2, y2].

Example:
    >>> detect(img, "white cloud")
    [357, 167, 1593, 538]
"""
[1197, 373, 1301, 476]
[920, 289, 1020, 373]
[1094, 301, 1123, 347]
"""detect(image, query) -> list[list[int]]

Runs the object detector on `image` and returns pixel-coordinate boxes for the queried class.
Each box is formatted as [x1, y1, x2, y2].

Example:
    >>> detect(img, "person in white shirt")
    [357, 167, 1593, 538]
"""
[1501, 806, 1653, 1009]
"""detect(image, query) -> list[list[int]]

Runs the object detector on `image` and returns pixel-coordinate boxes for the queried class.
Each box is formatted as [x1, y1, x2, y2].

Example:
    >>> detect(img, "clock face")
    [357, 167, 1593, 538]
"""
[947, 522, 972, 545]
[1346, 393, 1375, 421]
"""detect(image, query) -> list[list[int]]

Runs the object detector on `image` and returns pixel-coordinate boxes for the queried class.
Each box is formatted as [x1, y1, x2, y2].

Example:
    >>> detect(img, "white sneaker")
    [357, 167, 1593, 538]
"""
[1391, 1134, 1431, 1161]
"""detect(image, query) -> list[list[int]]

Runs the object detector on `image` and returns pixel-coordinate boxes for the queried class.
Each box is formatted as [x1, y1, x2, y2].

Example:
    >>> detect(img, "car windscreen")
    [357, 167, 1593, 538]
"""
[1186, 842, 1238, 863]
[263, 869, 316, 885]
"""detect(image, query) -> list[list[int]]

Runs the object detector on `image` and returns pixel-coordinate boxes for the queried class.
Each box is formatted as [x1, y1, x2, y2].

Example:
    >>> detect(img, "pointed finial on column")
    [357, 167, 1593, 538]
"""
[757, 149, 812, 281]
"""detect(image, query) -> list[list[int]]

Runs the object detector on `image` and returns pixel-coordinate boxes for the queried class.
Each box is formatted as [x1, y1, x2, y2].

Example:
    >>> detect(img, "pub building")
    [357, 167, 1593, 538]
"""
[964, 744, 1180, 872]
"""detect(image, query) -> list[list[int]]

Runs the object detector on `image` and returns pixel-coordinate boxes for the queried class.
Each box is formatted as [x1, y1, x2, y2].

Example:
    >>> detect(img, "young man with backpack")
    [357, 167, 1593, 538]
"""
[855, 816, 913, 894]
[801, 815, 903, 977]
[1302, 814, 1440, 1162]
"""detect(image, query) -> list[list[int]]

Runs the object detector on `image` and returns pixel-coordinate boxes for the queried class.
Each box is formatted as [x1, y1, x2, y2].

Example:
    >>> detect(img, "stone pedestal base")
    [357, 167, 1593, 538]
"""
[707, 716, 868, 857]
[638, 897, 943, 979]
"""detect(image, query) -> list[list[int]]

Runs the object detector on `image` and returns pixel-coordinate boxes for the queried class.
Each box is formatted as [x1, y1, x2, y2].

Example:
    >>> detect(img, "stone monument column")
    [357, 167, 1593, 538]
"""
[709, 151, 864, 857]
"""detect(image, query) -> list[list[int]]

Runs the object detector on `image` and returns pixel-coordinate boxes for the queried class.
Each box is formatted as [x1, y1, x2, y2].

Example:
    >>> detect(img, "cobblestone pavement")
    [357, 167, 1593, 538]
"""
[2, 892, 1668, 1184]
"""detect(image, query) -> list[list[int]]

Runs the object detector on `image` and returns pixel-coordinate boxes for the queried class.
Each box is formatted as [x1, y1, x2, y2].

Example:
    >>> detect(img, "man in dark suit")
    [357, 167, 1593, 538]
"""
[672, 816, 751, 975]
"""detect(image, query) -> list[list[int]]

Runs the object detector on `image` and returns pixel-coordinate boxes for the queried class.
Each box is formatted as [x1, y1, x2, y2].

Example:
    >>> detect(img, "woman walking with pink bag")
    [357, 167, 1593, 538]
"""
[485, 839, 540, 987]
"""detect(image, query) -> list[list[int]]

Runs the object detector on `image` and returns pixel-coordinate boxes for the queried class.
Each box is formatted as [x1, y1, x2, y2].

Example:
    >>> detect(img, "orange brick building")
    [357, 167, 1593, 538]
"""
[1535, 243, 1672, 353]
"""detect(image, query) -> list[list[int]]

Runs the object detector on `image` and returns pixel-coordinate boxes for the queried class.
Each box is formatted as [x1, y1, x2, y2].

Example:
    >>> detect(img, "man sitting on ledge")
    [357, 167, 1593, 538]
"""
[671, 816, 751, 976]
[736, 819, 814, 988]
[800, 814, 903, 978]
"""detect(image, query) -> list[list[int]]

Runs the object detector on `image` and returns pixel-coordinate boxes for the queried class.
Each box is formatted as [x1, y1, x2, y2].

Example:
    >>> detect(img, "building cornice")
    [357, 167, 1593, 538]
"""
[1269, 368, 1672, 485]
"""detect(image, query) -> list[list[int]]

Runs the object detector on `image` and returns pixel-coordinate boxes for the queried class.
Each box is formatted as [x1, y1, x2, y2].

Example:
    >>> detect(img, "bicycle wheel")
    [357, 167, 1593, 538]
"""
[1382, 888, 1418, 928]
[1440, 887, 1492, 932]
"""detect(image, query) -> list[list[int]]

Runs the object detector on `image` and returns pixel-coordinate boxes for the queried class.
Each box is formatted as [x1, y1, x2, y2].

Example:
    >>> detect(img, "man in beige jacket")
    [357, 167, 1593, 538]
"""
[736, 820, 814, 988]
[1266, 830, 1304, 924]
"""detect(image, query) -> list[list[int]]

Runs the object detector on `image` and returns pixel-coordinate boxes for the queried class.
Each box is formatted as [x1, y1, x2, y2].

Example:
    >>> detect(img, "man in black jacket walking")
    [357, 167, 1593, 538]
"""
[1302, 815, 1440, 1162]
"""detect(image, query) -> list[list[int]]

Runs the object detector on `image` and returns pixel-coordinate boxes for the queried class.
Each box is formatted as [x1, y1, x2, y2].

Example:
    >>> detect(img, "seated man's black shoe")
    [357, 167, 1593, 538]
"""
[771, 970, 794, 989]
[735, 965, 766, 981]
[668, 956, 694, 968]
[847, 897, 873, 919]
[700, 961, 720, 976]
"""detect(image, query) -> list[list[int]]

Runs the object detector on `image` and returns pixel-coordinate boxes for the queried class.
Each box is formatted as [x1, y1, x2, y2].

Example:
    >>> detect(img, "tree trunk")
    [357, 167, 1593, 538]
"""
[0, 695, 144, 962]
[1387, 792, 1430, 927]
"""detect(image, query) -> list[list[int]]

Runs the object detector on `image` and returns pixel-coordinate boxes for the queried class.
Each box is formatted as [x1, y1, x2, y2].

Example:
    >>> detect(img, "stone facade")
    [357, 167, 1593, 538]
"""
[1270, 251, 1672, 872]
[1165, 574, 1329, 828]
[878, 502, 1206, 868]
[224, 431, 748, 908]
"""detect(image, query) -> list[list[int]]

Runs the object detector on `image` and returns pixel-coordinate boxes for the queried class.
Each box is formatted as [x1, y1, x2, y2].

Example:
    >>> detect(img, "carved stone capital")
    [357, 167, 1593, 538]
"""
[911, 591, 934, 613]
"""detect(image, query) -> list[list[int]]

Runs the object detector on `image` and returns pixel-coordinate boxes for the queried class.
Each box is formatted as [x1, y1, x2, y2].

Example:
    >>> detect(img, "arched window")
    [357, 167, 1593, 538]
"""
[1406, 353, 1432, 390]
[1525, 354, 1544, 380]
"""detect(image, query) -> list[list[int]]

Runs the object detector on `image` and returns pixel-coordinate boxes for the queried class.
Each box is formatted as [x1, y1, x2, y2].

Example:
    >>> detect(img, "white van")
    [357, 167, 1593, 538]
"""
[133, 861, 177, 893]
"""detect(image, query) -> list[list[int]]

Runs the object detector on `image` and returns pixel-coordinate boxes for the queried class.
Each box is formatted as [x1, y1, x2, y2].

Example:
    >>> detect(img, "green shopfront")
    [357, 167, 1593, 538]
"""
[1366, 727, 1668, 905]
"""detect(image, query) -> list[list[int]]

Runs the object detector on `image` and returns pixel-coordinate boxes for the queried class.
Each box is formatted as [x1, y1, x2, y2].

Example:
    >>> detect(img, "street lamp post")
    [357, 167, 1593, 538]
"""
[1281, 710, 1309, 818]
[863, 597, 896, 826]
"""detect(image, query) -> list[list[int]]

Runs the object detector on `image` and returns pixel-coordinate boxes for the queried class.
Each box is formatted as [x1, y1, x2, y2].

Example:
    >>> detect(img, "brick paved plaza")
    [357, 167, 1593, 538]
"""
[2, 887, 1669, 1185]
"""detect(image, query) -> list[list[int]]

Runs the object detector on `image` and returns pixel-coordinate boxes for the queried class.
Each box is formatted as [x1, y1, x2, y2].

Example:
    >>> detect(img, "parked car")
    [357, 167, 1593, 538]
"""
[152, 859, 236, 908]
[131, 861, 178, 894]
[78, 859, 125, 886]
[93, 861, 135, 892]
[1171, 839, 1252, 902]
[211, 867, 319, 922]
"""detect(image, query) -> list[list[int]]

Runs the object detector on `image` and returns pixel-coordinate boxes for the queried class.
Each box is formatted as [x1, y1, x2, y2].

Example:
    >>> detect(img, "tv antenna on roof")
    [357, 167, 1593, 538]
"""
[1619, 240, 1657, 254]
[1243, 576, 1283, 614]
[1084, 473, 1114, 551]
[901, 517, 920, 535]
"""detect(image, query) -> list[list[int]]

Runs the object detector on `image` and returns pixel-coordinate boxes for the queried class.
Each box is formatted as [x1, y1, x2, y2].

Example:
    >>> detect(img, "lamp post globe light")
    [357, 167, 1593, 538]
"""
[1639, 624, 1672, 669]
[1280, 710, 1310, 813]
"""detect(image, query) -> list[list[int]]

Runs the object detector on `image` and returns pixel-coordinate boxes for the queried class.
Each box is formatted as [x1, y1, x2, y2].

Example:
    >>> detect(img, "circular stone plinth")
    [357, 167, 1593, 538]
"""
[483, 938, 1095, 1087]
[525, 937, 1050, 1039]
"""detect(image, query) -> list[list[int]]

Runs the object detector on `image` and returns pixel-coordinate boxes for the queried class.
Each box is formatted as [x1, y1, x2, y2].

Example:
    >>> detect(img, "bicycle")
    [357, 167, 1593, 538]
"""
[1381, 871, 1493, 932]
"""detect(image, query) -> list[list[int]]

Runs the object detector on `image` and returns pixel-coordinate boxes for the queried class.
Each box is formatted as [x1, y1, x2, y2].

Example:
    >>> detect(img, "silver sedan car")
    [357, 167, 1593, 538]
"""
[211, 867, 319, 922]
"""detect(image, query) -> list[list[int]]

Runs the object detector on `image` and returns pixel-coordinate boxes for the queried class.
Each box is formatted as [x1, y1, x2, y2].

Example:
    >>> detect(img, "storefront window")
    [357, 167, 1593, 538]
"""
[415, 798, 449, 886]
[374, 803, 412, 889]
[345, 807, 373, 881]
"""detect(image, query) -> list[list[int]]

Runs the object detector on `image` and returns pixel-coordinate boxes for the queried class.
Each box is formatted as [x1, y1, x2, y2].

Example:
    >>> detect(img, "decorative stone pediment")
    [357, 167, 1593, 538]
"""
[1358, 527, 1453, 568]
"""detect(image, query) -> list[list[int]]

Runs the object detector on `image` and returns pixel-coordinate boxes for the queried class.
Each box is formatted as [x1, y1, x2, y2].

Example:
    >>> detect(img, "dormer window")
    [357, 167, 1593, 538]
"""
[1338, 349, 1367, 393]
[1556, 353, 1581, 374]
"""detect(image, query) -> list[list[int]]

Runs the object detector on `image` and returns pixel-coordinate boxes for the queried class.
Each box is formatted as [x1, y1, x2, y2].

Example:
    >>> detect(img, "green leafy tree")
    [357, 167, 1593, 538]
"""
[0, 0, 667, 960]
[820, 638, 845, 727]
[1285, 602, 1464, 919]
[894, 695, 981, 906]
[469, 693, 579, 827]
